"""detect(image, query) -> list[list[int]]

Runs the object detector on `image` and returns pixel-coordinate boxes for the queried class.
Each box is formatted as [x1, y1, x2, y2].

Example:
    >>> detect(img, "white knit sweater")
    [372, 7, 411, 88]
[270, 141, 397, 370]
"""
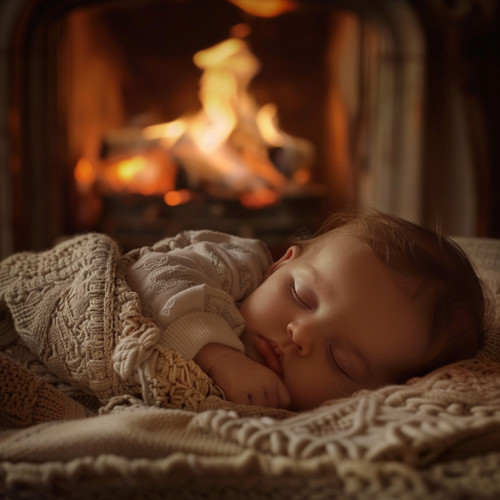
[125, 230, 273, 360]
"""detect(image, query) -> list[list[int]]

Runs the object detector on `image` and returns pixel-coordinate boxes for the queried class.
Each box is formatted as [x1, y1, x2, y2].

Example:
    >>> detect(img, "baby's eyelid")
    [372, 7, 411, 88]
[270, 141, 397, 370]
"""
[328, 345, 351, 379]
[289, 281, 312, 310]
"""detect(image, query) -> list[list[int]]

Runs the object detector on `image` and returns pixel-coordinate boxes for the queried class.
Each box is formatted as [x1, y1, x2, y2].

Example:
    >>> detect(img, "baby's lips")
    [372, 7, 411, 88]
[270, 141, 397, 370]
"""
[256, 335, 283, 377]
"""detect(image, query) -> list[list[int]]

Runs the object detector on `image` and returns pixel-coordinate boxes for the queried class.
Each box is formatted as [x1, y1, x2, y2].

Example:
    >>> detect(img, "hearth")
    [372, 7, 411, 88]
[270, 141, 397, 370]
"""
[3, 0, 494, 258]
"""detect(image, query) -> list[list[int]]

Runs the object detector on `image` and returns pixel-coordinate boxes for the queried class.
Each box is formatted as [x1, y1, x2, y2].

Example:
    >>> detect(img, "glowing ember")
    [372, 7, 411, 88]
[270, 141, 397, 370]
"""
[293, 168, 311, 185]
[240, 188, 279, 208]
[74, 157, 96, 189]
[75, 151, 177, 196]
[164, 189, 193, 207]
[104, 153, 176, 196]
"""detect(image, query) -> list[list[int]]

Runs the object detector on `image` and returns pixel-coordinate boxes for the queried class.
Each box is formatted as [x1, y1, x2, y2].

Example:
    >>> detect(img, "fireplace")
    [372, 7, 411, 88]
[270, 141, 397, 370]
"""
[1, 0, 496, 258]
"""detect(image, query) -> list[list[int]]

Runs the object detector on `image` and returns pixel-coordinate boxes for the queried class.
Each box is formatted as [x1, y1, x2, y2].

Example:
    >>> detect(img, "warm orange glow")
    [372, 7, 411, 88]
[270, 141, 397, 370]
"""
[241, 150, 286, 188]
[256, 103, 284, 147]
[116, 156, 147, 183]
[164, 189, 192, 206]
[194, 38, 243, 67]
[293, 168, 311, 185]
[191, 38, 258, 152]
[230, 23, 252, 39]
[240, 188, 279, 208]
[228, 0, 297, 17]
[74, 157, 96, 187]
[95, 152, 177, 196]
[143, 119, 187, 144]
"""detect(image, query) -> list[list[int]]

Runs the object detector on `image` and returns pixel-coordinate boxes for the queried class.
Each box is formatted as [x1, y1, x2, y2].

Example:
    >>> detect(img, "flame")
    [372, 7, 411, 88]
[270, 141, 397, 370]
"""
[257, 103, 284, 147]
[140, 38, 263, 158]
[228, 0, 297, 17]
[191, 38, 259, 152]
[140, 37, 293, 206]
[143, 119, 186, 144]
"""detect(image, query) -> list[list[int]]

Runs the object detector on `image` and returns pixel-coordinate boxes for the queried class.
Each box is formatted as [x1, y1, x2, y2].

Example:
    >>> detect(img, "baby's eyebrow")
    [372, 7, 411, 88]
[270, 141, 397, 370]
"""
[308, 264, 331, 297]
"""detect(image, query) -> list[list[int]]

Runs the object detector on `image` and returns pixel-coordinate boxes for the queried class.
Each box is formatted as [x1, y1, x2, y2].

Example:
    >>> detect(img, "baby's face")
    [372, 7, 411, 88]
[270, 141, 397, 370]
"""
[239, 230, 430, 410]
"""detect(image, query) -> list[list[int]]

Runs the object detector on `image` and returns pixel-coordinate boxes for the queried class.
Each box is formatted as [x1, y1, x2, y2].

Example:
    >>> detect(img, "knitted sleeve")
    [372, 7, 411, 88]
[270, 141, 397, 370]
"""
[125, 231, 273, 360]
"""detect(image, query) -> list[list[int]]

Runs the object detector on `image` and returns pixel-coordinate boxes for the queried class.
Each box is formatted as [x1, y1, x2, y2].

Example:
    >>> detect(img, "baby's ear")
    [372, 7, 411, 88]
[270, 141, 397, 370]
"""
[264, 245, 302, 278]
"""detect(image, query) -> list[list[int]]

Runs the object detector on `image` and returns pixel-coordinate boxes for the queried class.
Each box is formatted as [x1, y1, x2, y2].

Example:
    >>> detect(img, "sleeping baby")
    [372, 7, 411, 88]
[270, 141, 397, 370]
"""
[126, 210, 488, 411]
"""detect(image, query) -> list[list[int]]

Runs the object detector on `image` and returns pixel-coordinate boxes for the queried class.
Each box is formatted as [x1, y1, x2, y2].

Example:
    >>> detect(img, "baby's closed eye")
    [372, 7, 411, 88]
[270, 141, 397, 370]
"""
[327, 345, 353, 379]
[289, 281, 312, 310]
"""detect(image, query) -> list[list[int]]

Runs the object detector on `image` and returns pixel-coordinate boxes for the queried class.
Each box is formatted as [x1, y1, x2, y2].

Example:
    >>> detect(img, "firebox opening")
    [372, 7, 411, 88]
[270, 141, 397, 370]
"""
[60, 0, 370, 251]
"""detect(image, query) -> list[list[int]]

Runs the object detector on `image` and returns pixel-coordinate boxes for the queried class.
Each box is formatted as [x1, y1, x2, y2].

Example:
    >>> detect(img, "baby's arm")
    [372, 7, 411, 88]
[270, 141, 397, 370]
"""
[195, 344, 291, 409]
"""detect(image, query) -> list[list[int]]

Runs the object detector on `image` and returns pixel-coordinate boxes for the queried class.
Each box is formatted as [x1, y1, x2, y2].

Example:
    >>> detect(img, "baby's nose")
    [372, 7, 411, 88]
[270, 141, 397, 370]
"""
[287, 321, 313, 356]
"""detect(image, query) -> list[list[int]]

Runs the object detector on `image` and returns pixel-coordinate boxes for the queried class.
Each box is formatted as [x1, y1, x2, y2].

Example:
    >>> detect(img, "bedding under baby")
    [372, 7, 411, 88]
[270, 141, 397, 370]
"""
[1, 233, 500, 498]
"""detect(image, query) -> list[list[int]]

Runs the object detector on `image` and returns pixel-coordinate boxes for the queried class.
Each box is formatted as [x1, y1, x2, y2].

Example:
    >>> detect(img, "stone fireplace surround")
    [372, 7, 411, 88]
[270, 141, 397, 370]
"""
[0, 0, 494, 258]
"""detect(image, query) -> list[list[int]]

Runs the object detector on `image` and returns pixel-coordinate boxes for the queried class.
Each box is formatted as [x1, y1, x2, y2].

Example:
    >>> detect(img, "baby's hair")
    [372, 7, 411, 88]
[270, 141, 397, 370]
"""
[305, 209, 490, 380]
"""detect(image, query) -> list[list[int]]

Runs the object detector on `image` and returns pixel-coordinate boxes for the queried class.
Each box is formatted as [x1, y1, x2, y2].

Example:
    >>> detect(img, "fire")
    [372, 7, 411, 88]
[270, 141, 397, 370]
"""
[74, 34, 313, 209]
[143, 120, 186, 143]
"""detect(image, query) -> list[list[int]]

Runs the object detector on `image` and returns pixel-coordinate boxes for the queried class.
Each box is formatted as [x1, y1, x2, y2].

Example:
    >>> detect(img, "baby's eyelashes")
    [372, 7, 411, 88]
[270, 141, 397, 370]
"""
[289, 281, 313, 310]
[327, 345, 352, 379]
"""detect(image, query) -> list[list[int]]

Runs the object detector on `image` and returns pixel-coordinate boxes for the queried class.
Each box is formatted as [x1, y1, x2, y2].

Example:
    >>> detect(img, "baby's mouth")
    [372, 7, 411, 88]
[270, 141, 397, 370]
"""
[256, 335, 283, 378]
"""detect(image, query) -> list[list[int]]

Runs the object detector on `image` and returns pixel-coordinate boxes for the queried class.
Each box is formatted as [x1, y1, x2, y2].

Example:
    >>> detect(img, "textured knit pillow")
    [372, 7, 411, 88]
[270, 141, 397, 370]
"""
[454, 237, 500, 361]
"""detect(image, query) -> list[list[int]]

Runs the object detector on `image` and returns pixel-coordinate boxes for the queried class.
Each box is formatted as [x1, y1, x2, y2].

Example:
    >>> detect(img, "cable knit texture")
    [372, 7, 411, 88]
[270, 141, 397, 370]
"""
[0, 234, 500, 499]
[0, 233, 226, 420]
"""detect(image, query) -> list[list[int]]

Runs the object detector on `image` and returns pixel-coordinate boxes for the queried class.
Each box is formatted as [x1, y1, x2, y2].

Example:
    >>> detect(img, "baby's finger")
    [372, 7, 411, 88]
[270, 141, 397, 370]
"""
[249, 390, 273, 408]
[257, 381, 290, 409]
[276, 381, 291, 409]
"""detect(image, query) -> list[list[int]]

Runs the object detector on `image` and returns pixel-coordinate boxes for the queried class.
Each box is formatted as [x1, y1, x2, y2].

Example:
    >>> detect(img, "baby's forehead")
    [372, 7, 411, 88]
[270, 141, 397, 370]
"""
[310, 228, 435, 300]
[305, 227, 368, 254]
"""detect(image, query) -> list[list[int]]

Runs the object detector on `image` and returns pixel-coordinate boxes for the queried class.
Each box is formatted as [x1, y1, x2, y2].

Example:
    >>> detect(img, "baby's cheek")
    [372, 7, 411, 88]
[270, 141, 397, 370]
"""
[245, 291, 278, 323]
[282, 363, 319, 410]
[284, 359, 353, 410]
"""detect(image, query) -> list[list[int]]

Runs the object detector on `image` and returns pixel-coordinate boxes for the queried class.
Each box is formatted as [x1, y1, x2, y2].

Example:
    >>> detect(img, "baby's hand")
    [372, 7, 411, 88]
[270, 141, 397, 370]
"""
[195, 344, 291, 408]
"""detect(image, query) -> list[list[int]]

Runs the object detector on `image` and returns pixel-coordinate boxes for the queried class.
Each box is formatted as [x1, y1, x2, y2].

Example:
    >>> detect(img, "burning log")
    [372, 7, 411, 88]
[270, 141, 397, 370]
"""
[99, 123, 313, 199]
[99, 127, 160, 159]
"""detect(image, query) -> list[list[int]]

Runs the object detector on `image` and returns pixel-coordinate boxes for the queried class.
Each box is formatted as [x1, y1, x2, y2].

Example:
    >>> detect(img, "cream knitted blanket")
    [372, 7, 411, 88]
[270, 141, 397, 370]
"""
[1, 235, 500, 499]
[0, 233, 230, 426]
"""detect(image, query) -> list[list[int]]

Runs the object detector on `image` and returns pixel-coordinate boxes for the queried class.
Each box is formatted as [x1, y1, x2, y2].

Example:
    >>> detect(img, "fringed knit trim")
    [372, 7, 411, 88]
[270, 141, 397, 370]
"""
[113, 313, 160, 379]
[113, 257, 226, 411]
[113, 307, 226, 410]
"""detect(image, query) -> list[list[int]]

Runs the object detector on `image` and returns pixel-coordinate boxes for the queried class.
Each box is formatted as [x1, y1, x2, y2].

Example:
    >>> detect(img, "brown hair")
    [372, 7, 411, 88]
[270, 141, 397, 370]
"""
[306, 209, 489, 380]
